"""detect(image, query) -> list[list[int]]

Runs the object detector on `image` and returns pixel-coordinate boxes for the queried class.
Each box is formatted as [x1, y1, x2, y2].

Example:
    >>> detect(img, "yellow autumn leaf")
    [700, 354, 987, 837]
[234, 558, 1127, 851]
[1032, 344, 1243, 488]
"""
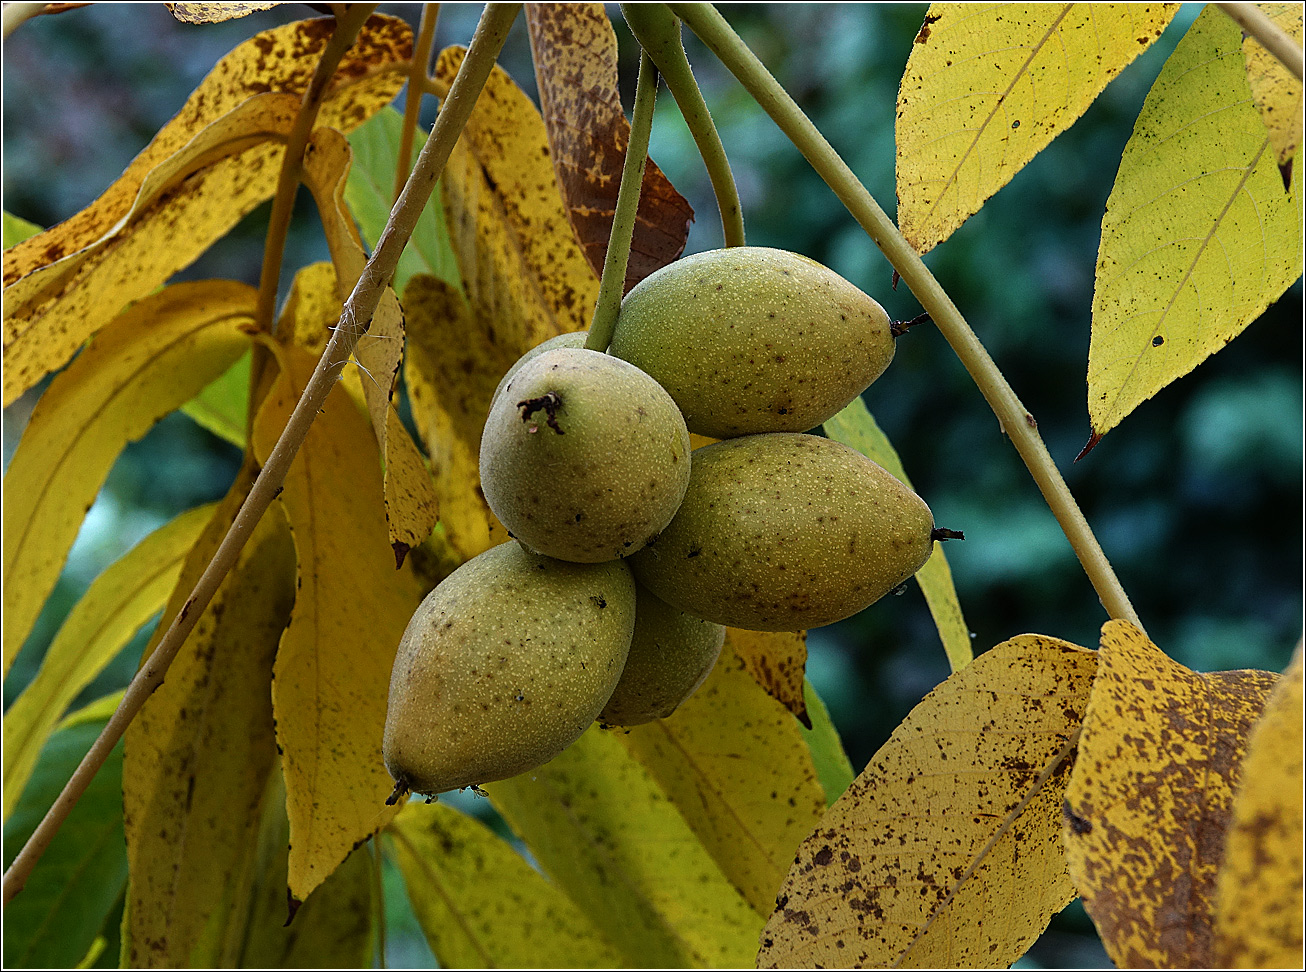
[1062, 619, 1279, 968]
[2, 503, 213, 817]
[486, 727, 763, 968]
[758, 633, 1096, 969]
[2, 280, 254, 674]
[123, 500, 296, 968]
[824, 396, 972, 672]
[619, 639, 826, 917]
[897, 3, 1179, 253]
[727, 628, 810, 725]
[1242, 3, 1303, 186]
[2, 15, 410, 405]
[166, 2, 282, 23]
[1087, 5, 1302, 441]
[387, 801, 624, 968]
[1214, 643, 1304, 967]
[251, 339, 429, 903]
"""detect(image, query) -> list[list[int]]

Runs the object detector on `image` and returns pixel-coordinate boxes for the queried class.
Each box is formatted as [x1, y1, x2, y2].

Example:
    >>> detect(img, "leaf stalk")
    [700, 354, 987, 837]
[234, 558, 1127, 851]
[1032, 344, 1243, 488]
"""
[1217, 2, 1304, 80]
[0, 1, 524, 907]
[395, 3, 442, 202]
[671, 2, 1143, 632]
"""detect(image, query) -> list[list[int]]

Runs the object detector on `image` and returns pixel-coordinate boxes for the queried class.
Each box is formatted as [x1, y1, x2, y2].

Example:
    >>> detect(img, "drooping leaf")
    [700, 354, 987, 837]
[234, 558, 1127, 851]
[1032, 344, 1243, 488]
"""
[2, 280, 254, 674]
[181, 350, 251, 448]
[726, 628, 810, 726]
[897, 3, 1179, 253]
[825, 396, 972, 671]
[487, 728, 763, 968]
[1087, 5, 1302, 441]
[2, 14, 410, 405]
[343, 105, 461, 294]
[525, 2, 694, 290]
[799, 678, 856, 806]
[166, 2, 282, 23]
[386, 801, 624, 968]
[3, 503, 214, 817]
[3, 211, 42, 249]
[122, 503, 296, 968]
[1241, 3, 1303, 188]
[1213, 643, 1304, 967]
[1062, 619, 1279, 968]
[2, 711, 127, 969]
[758, 634, 1096, 969]
[233, 769, 375, 968]
[620, 639, 827, 916]
[251, 338, 429, 903]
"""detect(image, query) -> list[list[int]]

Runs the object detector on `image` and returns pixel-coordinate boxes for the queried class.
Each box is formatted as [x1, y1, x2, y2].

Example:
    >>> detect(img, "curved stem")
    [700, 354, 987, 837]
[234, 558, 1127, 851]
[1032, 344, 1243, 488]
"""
[585, 50, 659, 351]
[2, 3, 45, 39]
[395, 3, 441, 203]
[671, 2, 1143, 631]
[1218, 2, 1304, 80]
[622, 3, 744, 247]
[0, 1, 523, 908]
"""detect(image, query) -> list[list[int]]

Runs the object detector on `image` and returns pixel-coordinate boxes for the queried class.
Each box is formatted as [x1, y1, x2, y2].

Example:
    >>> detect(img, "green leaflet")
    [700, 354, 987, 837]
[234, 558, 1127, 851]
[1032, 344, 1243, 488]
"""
[800, 678, 856, 805]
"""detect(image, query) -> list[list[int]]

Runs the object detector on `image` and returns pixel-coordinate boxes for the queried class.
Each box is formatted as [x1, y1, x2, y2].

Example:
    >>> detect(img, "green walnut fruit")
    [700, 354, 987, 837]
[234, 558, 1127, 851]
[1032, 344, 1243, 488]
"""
[480, 346, 691, 563]
[489, 330, 588, 414]
[629, 433, 939, 631]
[599, 584, 725, 727]
[383, 541, 636, 797]
[609, 247, 894, 438]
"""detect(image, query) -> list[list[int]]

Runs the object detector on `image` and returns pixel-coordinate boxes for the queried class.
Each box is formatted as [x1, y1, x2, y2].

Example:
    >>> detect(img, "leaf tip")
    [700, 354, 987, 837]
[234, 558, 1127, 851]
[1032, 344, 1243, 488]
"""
[1075, 431, 1104, 462]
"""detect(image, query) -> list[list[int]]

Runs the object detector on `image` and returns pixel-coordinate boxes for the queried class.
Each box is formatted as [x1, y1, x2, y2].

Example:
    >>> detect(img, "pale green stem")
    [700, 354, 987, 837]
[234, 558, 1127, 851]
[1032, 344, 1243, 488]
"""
[622, 3, 744, 247]
[1218, 2, 1304, 80]
[585, 50, 659, 351]
[395, 3, 442, 202]
[2, 2, 45, 39]
[671, 2, 1143, 631]
[0, 2, 523, 908]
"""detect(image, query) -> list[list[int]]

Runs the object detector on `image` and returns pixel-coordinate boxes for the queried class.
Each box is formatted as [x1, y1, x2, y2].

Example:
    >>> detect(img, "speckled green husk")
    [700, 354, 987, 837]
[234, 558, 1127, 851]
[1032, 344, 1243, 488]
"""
[383, 542, 636, 796]
[480, 347, 692, 563]
[488, 330, 588, 413]
[610, 247, 894, 438]
[629, 433, 935, 631]
[599, 584, 725, 727]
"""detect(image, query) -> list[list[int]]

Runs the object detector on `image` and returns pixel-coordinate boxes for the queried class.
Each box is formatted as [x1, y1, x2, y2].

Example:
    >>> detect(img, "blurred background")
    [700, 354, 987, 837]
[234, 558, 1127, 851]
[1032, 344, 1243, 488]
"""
[3, 3, 1301, 968]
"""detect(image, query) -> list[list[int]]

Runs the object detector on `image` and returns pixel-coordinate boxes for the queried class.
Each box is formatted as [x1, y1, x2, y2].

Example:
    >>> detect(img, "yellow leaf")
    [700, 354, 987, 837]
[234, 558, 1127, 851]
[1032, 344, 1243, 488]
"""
[2, 14, 411, 405]
[2, 280, 254, 673]
[1214, 643, 1304, 967]
[2, 504, 214, 817]
[123, 502, 296, 968]
[1062, 619, 1279, 968]
[1242, 3, 1303, 186]
[434, 46, 601, 344]
[619, 640, 826, 917]
[1088, 6, 1302, 440]
[166, 2, 283, 23]
[758, 633, 1096, 969]
[486, 728, 763, 967]
[824, 396, 972, 672]
[251, 340, 429, 903]
[386, 802, 624, 968]
[725, 628, 810, 727]
[897, 3, 1179, 253]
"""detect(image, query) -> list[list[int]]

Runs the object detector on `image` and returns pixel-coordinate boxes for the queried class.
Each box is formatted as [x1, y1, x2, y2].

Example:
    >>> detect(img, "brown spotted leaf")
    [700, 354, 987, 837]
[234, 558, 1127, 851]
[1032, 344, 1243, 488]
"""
[1062, 620, 1279, 969]
[2, 14, 410, 405]
[1213, 643, 1304, 967]
[525, 3, 693, 291]
[165, 2, 282, 23]
[758, 634, 1096, 968]
[726, 628, 809, 727]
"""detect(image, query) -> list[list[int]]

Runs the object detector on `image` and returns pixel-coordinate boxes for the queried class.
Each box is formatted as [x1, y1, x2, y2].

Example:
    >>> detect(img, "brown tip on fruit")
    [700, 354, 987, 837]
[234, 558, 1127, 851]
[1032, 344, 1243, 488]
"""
[931, 528, 965, 541]
[385, 779, 410, 806]
[392, 541, 411, 570]
[1075, 431, 1103, 463]
[890, 312, 931, 338]
[517, 392, 564, 434]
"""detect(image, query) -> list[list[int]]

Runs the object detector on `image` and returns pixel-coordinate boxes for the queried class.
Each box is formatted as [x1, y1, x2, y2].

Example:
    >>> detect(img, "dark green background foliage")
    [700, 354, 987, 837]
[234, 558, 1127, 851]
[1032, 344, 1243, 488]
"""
[3, 4, 1301, 969]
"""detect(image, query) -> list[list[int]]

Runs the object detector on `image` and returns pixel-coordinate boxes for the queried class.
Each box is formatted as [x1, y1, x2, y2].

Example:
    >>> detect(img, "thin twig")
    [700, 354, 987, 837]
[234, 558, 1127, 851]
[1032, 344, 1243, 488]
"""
[671, 2, 1143, 631]
[0, 1, 524, 907]
[585, 50, 659, 351]
[1218, 2, 1304, 81]
[395, 3, 441, 202]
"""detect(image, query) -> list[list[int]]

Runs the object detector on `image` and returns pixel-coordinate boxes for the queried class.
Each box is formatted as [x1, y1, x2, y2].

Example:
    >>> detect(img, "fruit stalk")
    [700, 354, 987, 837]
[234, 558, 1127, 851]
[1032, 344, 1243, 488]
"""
[621, 2, 745, 247]
[672, 2, 1144, 632]
[585, 49, 659, 352]
[0, 1, 523, 907]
